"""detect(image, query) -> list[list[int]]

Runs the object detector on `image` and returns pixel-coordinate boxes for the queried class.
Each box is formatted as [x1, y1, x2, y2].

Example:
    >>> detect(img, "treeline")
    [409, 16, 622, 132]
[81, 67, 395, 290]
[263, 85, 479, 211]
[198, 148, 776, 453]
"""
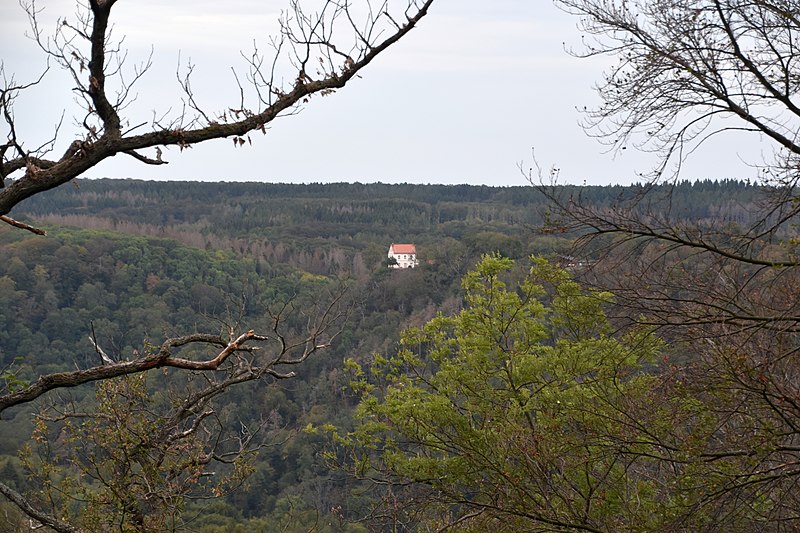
[12, 179, 766, 276]
[16, 178, 763, 234]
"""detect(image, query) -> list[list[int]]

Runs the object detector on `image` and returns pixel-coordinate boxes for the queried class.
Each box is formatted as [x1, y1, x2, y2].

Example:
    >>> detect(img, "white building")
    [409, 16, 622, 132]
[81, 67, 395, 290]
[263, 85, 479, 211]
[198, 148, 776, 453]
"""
[388, 243, 419, 269]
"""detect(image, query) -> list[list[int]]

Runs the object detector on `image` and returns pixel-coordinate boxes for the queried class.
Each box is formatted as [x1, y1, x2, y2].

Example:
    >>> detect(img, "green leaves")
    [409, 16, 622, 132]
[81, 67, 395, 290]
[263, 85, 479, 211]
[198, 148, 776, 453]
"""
[337, 255, 667, 531]
[20, 374, 256, 531]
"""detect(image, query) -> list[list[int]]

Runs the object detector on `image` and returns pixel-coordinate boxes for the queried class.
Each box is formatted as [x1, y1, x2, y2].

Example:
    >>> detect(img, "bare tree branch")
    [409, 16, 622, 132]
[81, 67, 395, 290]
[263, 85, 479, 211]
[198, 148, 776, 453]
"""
[0, 0, 434, 218]
[0, 214, 46, 234]
[0, 481, 81, 533]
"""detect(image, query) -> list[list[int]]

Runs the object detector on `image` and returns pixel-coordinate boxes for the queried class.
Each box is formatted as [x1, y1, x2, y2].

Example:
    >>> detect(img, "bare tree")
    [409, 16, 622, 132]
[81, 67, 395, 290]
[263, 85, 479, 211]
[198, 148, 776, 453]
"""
[0, 0, 433, 529]
[0, 0, 433, 232]
[557, 0, 800, 183]
[542, 0, 800, 302]
[535, 0, 800, 526]
[544, 0, 800, 350]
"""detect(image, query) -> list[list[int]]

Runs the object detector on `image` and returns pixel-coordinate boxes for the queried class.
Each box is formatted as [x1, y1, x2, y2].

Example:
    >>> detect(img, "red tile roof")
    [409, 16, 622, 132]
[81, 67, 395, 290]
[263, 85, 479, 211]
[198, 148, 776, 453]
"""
[390, 243, 416, 254]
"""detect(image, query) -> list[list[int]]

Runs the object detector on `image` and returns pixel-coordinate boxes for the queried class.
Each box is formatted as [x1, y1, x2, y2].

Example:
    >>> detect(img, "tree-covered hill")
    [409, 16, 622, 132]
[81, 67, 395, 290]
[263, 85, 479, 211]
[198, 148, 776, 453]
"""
[0, 177, 780, 530]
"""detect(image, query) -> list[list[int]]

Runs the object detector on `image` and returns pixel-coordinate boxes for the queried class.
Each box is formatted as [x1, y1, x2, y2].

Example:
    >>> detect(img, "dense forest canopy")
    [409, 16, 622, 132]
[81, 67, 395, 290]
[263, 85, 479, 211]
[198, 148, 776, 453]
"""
[1, 178, 787, 530]
[16, 177, 765, 229]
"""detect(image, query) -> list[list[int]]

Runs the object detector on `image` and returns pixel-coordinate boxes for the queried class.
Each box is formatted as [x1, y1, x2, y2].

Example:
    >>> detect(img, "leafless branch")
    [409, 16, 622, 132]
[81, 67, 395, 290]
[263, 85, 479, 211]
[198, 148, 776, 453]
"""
[0, 214, 46, 235]
[0, 0, 434, 218]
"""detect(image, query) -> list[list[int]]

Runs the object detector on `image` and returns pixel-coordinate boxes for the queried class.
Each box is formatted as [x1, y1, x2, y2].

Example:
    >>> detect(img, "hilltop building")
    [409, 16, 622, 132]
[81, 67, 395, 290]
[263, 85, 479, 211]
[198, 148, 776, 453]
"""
[388, 243, 419, 269]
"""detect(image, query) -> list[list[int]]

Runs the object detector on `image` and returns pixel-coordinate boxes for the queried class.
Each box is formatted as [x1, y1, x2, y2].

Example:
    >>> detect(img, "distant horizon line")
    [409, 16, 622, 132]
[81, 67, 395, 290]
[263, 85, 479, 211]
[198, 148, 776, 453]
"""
[64, 176, 763, 188]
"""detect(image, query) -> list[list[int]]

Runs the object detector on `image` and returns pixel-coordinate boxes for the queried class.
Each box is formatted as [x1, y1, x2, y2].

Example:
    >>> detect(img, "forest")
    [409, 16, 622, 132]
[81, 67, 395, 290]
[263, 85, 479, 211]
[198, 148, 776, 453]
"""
[0, 178, 784, 531]
[5, 0, 800, 530]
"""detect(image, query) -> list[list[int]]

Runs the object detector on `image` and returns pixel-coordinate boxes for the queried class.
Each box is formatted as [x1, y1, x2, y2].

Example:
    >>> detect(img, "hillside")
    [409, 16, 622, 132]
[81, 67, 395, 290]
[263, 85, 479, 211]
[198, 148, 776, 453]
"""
[0, 178, 772, 530]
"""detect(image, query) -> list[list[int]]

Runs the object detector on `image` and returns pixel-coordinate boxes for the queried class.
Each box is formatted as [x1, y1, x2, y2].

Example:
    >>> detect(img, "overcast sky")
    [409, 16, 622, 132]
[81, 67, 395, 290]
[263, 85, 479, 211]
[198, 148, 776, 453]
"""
[0, 0, 765, 186]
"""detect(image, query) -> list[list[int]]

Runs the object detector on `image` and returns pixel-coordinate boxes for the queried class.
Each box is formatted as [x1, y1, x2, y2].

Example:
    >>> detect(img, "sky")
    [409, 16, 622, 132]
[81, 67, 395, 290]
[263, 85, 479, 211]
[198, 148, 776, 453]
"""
[0, 0, 766, 186]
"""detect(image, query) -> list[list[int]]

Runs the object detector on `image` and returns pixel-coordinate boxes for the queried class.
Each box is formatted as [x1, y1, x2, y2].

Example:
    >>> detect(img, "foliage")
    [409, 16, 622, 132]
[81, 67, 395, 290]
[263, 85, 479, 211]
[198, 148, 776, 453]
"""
[0, 225, 352, 529]
[332, 256, 675, 532]
[21, 373, 255, 531]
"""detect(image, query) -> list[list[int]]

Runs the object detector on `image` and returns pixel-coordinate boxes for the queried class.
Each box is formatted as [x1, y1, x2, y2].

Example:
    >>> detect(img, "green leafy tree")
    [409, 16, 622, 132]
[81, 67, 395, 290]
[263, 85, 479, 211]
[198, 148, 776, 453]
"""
[332, 256, 674, 532]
